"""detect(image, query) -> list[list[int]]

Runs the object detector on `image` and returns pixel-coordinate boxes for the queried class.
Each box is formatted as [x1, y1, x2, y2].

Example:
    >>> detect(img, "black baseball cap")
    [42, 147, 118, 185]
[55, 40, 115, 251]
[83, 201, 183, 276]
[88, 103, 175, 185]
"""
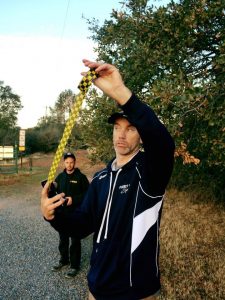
[63, 152, 76, 160]
[108, 112, 132, 124]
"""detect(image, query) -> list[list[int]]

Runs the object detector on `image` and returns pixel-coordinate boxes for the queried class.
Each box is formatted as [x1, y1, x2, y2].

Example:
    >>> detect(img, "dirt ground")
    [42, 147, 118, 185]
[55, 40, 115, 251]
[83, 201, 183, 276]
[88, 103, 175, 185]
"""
[0, 150, 105, 300]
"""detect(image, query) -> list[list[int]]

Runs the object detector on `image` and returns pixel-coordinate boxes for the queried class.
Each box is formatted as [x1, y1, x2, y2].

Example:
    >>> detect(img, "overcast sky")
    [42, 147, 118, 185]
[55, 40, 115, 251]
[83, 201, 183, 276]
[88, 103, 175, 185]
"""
[0, 0, 171, 129]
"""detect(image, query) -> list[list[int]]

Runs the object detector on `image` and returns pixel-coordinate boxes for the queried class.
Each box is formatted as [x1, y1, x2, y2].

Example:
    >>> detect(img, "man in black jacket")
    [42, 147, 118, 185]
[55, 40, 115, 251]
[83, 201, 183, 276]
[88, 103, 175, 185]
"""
[41, 60, 175, 299]
[52, 152, 89, 278]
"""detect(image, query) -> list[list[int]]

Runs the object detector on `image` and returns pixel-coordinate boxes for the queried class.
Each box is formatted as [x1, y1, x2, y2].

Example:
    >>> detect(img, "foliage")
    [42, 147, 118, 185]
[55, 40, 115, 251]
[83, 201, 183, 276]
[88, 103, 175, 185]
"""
[0, 81, 22, 144]
[82, 0, 224, 199]
[79, 89, 117, 162]
[54, 89, 75, 124]
[26, 90, 84, 154]
[26, 124, 63, 153]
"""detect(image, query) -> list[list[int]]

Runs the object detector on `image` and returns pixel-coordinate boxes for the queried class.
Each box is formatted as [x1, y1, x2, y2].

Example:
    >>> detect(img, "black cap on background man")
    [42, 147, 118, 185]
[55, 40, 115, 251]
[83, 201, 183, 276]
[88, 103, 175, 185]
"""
[63, 152, 76, 160]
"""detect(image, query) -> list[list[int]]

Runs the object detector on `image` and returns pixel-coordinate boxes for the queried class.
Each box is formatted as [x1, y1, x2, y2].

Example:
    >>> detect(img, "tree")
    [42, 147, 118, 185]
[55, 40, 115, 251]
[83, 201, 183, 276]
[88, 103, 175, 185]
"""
[0, 81, 23, 144]
[26, 90, 84, 154]
[79, 89, 117, 162]
[82, 0, 224, 199]
[54, 89, 75, 124]
[50, 89, 85, 150]
[26, 125, 63, 153]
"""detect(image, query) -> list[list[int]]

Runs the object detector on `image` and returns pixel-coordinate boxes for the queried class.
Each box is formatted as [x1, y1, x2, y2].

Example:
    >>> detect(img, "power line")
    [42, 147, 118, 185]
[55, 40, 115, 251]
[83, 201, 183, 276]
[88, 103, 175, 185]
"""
[60, 0, 71, 41]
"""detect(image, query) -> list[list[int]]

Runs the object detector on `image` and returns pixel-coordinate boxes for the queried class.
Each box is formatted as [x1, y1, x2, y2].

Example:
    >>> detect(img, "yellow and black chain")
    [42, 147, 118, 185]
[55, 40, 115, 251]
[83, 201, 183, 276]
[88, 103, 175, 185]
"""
[47, 69, 97, 184]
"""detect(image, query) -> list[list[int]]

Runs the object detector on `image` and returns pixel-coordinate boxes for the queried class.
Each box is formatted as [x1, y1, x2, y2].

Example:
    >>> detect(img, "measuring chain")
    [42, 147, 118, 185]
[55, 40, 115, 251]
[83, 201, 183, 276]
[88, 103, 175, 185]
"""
[47, 69, 98, 184]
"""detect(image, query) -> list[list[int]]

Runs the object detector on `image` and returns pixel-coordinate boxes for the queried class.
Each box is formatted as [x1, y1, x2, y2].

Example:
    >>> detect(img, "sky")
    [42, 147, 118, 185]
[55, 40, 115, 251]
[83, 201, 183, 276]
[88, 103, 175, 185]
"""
[0, 0, 171, 129]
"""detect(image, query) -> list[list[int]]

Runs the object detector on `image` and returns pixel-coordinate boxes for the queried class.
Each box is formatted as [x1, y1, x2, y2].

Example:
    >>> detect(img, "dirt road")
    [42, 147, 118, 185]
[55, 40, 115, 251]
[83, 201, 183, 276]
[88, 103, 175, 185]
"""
[0, 151, 104, 300]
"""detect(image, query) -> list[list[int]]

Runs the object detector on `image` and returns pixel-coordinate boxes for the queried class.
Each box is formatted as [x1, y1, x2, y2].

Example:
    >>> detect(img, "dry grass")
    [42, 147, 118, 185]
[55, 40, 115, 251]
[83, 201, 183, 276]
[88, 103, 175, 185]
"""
[160, 188, 225, 299]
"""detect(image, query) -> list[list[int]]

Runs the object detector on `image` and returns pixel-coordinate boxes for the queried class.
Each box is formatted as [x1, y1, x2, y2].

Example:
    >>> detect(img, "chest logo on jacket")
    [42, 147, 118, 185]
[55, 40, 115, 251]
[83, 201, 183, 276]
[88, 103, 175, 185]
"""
[99, 174, 107, 180]
[119, 184, 130, 194]
[70, 180, 77, 184]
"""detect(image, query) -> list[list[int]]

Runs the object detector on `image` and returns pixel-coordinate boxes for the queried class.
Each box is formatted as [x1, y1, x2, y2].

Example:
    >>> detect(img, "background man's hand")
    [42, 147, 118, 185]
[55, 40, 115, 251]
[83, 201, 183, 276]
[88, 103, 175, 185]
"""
[41, 182, 66, 220]
[66, 196, 72, 206]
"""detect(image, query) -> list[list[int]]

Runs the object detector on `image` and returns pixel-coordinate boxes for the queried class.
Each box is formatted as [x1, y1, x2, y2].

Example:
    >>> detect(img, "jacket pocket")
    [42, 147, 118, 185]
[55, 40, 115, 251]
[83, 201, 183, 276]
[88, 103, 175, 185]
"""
[88, 239, 127, 292]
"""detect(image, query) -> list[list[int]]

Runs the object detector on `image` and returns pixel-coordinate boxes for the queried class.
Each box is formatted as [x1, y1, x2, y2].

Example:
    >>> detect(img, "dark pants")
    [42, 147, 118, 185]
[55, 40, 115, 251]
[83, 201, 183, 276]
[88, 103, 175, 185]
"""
[58, 232, 81, 269]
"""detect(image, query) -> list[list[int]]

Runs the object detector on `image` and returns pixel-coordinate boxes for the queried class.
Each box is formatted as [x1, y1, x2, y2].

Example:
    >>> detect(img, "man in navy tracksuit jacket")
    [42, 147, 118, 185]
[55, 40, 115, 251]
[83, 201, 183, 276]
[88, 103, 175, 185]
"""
[41, 59, 175, 300]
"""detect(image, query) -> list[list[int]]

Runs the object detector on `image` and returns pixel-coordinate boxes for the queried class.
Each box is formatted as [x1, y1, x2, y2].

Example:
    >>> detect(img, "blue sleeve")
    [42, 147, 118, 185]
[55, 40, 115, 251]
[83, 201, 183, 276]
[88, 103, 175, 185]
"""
[121, 93, 175, 195]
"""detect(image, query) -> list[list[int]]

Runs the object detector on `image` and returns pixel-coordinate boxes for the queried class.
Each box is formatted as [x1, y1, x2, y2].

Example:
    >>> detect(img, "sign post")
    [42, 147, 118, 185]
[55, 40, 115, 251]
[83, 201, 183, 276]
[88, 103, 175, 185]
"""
[19, 129, 26, 152]
[19, 129, 26, 168]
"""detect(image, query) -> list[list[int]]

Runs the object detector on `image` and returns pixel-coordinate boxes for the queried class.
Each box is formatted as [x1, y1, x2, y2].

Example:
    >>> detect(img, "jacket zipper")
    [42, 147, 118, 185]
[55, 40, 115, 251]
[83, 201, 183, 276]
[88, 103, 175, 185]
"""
[96, 169, 122, 243]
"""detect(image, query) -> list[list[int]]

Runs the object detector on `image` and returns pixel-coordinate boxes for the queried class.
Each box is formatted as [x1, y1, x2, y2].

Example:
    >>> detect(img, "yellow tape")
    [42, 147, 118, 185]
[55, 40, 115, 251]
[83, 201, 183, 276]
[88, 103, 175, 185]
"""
[47, 69, 97, 184]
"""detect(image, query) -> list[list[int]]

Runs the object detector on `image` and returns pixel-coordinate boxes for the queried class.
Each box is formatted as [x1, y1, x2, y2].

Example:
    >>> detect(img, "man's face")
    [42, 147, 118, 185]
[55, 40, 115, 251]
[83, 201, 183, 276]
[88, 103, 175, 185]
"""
[113, 118, 141, 157]
[64, 157, 75, 174]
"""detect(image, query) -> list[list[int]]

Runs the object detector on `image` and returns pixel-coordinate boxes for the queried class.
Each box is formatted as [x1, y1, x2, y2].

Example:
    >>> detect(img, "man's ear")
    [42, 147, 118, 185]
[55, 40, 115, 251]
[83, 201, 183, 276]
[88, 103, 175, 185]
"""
[140, 138, 144, 151]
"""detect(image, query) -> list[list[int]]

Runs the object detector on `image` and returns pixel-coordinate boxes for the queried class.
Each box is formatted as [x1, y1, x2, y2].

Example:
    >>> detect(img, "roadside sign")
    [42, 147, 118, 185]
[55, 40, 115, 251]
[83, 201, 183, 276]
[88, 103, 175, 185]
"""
[19, 129, 26, 151]
[0, 146, 14, 159]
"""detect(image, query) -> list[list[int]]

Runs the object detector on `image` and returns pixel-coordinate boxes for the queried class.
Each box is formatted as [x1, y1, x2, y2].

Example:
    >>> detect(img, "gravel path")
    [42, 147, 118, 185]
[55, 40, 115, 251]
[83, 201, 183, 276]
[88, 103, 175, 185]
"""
[0, 180, 92, 300]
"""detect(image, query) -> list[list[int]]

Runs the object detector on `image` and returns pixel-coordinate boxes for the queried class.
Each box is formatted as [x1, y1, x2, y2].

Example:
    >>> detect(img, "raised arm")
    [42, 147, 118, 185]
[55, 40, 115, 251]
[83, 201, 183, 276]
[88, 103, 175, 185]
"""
[82, 59, 175, 195]
[120, 94, 175, 195]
